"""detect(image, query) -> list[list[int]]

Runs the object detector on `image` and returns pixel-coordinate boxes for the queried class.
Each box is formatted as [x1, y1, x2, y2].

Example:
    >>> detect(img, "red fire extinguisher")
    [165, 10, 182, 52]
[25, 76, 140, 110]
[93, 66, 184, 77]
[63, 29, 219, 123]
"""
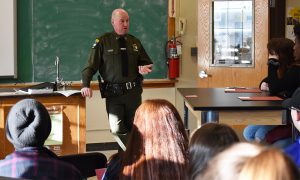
[166, 36, 181, 79]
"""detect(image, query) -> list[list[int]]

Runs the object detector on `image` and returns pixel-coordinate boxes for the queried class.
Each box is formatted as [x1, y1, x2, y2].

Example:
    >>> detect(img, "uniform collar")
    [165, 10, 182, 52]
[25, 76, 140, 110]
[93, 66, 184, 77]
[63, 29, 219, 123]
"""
[112, 31, 128, 40]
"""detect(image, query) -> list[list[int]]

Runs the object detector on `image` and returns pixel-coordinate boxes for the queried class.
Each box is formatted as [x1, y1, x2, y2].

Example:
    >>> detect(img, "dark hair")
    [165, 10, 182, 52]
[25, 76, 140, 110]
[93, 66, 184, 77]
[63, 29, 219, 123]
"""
[294, 23, 300, 42]
[187, 123, 239, 180]
[120, 99, 188, 180]
[267, 38, 295, 78]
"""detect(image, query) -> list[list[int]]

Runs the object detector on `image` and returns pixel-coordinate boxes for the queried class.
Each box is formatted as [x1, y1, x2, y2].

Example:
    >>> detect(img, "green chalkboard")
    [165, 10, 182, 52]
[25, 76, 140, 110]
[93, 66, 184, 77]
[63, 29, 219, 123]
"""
[3, 0, 168, 83]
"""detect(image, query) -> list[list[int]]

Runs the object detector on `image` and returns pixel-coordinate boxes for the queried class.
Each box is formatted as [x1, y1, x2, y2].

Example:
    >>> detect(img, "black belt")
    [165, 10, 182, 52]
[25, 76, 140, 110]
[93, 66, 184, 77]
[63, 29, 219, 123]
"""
[107, 80, 141, 90]
[98, 75, 143, 98]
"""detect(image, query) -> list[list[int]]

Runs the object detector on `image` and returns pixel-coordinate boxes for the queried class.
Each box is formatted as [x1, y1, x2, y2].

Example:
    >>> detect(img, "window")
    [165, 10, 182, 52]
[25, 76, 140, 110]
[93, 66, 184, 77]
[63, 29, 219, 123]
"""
[211, 0, 253, 67]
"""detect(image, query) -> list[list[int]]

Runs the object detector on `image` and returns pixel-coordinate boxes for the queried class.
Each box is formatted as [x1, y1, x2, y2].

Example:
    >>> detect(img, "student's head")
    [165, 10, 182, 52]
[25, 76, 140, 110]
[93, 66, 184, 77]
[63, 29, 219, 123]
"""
[267, 38, 295, 78]
[120, 99, 188, 180]
[239, 148, 300, 180]
[188, 123, 239, 180]
[111, 8, 129, 35]
[294, 23, 300, 61]
[6, 99, 51, 149]
[283, 87, 300, 131]
[199, 142, 265, 180]
[267, 38, 294, 64]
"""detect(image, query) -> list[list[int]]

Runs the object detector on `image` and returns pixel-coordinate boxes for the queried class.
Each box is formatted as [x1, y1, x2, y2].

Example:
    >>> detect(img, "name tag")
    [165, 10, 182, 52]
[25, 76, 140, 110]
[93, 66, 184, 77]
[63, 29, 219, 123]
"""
[120, 48, 126, 51]
[107, 49, 114, 52]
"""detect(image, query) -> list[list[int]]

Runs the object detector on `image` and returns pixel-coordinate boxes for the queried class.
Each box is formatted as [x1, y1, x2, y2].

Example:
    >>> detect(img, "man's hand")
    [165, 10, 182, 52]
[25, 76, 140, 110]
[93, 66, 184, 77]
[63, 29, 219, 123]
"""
[81, 87, 93, 98]
[138, 64, 153, 74]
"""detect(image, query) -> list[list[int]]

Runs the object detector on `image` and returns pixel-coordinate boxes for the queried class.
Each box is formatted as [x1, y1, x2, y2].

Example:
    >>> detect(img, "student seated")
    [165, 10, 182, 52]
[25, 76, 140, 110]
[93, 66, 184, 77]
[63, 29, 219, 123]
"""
[187, 123, 239, 180]
[243, 37, 300, 148]
[200, 142, 299, 180]
[0, 99, 82, 179]
[119, 99, 188, 180]
[239, 147, 300, 180]
[283, 87, 300, 167]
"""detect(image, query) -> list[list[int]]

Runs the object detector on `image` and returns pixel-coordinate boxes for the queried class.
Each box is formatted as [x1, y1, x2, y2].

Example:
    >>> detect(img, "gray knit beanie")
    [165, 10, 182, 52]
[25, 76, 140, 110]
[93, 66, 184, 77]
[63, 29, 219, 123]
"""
[6, 99, 52, 149]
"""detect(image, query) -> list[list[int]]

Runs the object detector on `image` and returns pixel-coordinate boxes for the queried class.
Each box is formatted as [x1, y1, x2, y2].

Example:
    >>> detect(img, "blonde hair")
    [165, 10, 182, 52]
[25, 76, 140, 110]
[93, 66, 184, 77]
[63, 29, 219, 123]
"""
[199, 142, 265, 180]
[200, 142, 300, 180]
[238, 148, 300, 180]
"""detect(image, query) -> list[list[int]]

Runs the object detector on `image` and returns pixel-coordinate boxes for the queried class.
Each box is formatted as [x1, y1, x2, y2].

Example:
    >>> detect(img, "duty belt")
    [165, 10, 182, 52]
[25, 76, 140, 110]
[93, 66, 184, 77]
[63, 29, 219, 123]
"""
[98, 75, 144, 98]
[106, 79, 141, 90]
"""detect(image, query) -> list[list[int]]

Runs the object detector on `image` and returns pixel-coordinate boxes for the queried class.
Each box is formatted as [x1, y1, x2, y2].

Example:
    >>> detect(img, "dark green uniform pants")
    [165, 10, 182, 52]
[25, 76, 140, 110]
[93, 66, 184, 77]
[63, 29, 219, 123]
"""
[105, 86, 142, 150]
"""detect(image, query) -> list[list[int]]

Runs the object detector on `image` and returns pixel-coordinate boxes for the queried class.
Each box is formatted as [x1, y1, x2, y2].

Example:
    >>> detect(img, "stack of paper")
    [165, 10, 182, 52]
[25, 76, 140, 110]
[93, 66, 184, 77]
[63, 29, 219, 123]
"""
[28, 88, 54, 94]
[18, 82, 55, 94]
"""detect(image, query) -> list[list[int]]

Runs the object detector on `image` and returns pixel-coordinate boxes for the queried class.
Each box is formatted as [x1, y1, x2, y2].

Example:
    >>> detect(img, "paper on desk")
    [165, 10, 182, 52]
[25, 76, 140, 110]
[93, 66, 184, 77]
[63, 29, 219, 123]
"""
[17, 88, 53, 94]
[55, 90, 81, 97]
[185, 95, 198, 98]
[225, 88, 262, 93]
[238, 96, 283, 101]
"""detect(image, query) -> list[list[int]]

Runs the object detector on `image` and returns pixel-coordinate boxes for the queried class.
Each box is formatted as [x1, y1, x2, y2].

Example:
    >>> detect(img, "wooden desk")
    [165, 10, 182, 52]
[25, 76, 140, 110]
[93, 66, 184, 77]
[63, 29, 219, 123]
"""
[177, 88, 288, 128]
[0, 92, 86, 159]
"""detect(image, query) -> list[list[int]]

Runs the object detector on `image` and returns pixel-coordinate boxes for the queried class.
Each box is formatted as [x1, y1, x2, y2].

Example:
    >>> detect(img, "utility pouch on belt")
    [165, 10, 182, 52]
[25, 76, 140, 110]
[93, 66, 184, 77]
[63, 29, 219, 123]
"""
[98, 75, 121, 98]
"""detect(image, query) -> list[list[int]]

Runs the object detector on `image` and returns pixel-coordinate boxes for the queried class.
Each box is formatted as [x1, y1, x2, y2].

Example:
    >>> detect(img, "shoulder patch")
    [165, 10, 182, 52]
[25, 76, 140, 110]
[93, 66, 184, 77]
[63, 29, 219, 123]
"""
[132, 44, 138, 51]
[92, 38, 100, 49]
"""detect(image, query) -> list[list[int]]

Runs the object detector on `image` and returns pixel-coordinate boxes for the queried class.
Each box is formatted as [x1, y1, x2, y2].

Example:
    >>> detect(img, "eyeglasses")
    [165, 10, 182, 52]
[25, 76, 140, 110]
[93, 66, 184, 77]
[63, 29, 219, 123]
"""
[289, 106, 300, 112]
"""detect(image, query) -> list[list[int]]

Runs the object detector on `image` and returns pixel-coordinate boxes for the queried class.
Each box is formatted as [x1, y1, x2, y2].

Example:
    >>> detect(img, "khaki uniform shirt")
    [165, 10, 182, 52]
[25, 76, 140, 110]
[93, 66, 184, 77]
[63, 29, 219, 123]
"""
[81, 31, 153, 87]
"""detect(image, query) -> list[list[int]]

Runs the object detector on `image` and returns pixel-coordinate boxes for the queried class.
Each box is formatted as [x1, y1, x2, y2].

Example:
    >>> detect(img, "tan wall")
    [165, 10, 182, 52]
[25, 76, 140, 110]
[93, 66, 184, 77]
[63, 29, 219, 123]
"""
[174, 0, 199, 133]
[286, 0, 300, 8]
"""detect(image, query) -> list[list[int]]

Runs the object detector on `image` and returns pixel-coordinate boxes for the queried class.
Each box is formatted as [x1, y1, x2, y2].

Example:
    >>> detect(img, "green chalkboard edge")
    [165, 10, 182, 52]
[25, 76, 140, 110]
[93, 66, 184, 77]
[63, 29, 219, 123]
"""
[0, 79, 176, 90]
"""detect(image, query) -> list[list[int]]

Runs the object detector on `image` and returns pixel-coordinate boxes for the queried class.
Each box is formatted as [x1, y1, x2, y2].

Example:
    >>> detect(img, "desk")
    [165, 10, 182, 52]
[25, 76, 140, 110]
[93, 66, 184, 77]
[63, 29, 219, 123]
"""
[177, 88, 288, 128]
[0, 91, 86, 159]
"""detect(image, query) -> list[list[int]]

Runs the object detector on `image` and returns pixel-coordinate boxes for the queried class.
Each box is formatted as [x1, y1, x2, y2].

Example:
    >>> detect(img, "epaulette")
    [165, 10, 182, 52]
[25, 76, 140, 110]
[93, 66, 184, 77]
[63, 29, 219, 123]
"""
[126, 33, 137, 40]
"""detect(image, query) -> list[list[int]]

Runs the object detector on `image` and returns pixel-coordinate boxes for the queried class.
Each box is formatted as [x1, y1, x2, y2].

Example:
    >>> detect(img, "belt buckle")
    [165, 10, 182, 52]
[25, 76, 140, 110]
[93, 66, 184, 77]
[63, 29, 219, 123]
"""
[126, 82, 132, 89]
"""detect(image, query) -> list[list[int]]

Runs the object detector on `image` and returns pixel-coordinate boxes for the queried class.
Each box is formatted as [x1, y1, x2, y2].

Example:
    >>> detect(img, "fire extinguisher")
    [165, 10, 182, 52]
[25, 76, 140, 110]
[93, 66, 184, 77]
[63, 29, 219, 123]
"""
[166, 36, 181, 79]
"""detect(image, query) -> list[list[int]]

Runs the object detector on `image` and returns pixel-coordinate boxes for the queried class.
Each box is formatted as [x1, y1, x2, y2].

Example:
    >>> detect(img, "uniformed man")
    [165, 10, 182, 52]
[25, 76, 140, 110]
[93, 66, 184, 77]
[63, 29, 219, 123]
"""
[81, 8, 153, 150]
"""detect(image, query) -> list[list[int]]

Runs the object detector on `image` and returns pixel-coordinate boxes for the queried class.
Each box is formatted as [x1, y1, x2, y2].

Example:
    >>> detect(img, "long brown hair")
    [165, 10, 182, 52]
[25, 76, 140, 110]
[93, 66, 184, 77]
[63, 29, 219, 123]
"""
[120, 99, 188, 180]
[267, 38, 295, 78]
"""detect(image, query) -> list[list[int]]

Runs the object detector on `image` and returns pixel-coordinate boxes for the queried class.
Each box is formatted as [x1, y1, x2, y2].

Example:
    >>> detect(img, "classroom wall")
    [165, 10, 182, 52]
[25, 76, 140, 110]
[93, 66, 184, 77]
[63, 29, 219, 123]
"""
[174, 0, 199, 132]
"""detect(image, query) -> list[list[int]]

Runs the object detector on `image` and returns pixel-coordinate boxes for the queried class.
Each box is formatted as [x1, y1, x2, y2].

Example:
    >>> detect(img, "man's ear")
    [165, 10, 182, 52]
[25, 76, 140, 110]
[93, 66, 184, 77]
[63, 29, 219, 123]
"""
[111, 17, 115, 26]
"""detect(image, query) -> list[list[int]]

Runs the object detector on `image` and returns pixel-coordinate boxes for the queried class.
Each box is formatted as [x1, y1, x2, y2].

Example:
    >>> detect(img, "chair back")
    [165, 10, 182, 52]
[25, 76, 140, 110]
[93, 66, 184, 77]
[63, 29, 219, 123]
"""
[59, 152, 107, 179]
